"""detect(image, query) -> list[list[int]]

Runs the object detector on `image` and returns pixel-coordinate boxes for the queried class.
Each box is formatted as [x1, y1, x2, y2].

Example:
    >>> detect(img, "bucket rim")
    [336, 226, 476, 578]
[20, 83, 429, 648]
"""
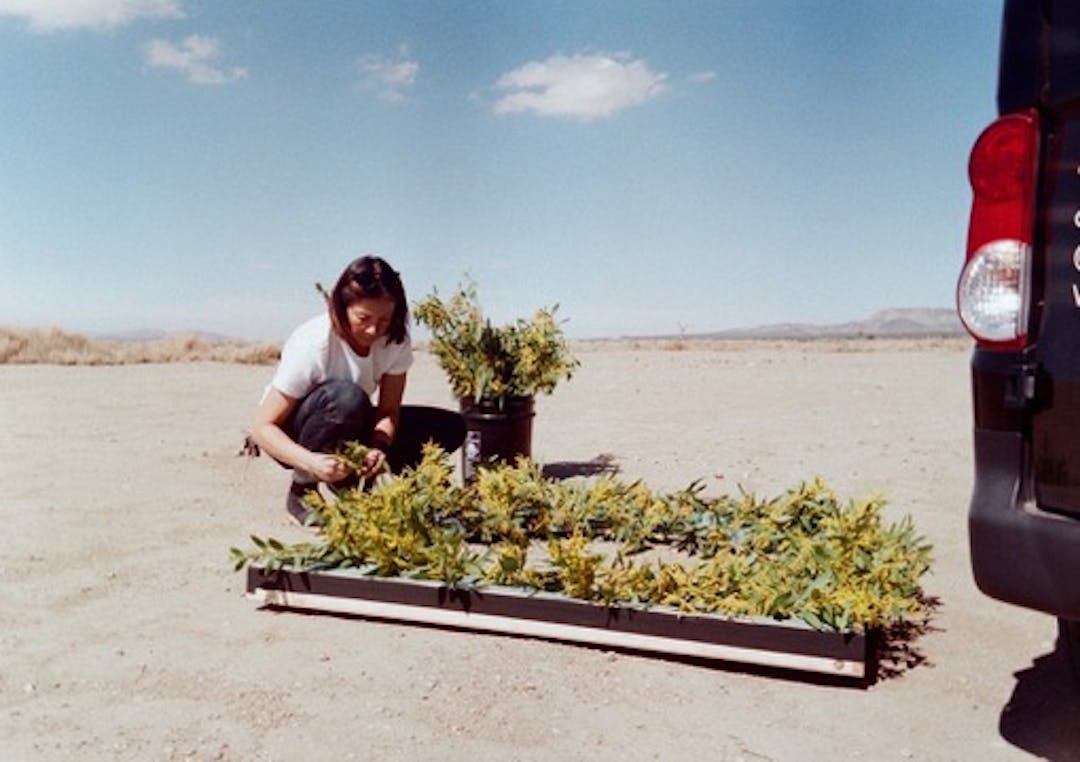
[458, 394, 535, 414]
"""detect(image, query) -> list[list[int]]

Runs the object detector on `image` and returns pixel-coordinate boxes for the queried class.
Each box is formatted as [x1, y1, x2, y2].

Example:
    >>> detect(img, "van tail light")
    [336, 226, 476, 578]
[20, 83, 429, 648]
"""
[957, 109, 1038, 350]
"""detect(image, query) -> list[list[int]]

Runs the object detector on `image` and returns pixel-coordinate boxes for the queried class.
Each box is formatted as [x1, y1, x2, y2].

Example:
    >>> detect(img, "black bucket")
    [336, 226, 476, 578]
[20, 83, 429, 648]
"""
[459, 395, 535, 482]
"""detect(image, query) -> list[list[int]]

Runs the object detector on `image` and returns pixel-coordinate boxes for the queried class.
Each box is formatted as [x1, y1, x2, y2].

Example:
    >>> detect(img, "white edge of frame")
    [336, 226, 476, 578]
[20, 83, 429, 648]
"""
[247, 587, 865, 678]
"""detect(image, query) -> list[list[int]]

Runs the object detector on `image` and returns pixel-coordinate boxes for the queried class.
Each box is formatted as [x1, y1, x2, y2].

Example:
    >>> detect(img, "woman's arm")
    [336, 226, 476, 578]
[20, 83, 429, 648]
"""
[364, 372, 406, 474]
[251, 387, 351, 483]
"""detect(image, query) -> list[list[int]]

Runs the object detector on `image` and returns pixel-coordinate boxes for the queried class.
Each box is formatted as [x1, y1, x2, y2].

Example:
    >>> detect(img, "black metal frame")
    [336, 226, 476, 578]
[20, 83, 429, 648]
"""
[246, 566, 873, 682]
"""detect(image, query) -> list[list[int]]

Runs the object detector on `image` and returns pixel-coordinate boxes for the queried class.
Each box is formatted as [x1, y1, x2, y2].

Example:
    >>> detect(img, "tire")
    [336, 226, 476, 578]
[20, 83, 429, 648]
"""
[1057, 617, 1080, 682]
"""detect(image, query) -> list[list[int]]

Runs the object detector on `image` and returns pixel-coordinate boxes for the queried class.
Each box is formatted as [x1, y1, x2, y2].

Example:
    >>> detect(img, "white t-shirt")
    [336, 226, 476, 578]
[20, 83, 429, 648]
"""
[268, 313, 413, 401]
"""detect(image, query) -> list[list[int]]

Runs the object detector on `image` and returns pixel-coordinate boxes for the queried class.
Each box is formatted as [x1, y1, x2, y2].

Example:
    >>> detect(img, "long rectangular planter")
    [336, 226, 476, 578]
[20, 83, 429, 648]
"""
[246, 566, 874, 681]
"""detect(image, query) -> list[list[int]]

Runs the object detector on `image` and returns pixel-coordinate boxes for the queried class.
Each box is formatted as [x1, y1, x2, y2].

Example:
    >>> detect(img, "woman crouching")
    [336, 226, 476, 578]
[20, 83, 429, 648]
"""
[250, 255, 465, 522]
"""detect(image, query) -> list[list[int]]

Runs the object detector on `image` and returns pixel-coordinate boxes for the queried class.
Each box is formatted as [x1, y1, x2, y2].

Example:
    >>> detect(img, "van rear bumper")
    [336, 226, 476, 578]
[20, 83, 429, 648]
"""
[969, 428, 1080, 619]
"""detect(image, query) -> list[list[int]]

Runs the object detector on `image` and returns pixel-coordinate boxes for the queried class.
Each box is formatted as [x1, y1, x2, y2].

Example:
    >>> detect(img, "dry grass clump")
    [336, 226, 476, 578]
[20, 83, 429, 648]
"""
[0, 326, 280, 366]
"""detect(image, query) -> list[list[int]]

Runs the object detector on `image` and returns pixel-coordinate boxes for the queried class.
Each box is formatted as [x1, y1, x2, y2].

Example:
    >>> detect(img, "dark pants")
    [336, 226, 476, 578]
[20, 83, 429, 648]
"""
[284, 379, 465, 476]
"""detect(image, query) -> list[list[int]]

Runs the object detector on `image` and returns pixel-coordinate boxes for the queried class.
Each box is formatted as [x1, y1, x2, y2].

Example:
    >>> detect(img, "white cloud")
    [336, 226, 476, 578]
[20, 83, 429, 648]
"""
[356, 48, 419, 102]
[0, 0, 183, 32]
[492, 52, 667, 122]
[689, 70, 717, 84]
[144, 34, 248, 86]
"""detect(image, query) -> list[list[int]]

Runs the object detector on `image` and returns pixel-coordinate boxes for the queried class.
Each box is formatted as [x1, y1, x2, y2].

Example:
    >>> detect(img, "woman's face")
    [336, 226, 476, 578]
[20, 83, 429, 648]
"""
[345, 296, 396, 348]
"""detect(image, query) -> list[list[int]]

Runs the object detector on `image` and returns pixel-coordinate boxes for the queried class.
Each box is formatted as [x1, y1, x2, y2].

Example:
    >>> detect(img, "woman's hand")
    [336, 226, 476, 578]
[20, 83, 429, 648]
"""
[305, 452, 353, 483]
[361, 447, 388, 478]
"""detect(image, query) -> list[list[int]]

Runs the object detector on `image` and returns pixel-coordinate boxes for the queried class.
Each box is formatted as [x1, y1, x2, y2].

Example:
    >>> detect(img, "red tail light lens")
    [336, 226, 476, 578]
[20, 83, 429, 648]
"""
[958, 110, 1039, 350]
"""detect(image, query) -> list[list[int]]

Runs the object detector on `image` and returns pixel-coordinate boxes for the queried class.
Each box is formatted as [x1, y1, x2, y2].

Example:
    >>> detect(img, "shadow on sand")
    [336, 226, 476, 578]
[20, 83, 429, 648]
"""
[873, 595, 941, 682]
[999, 627, 1080, 761]
[541, 453, 620, 480]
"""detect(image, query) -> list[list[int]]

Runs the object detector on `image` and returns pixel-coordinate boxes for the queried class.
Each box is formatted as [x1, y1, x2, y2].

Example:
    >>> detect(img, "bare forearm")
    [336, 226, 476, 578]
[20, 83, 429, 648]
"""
[252, 422, 353, 483]
[251, 387, 351, 483]
[251, 422, 315, 471]
[371, 372, 406, 453]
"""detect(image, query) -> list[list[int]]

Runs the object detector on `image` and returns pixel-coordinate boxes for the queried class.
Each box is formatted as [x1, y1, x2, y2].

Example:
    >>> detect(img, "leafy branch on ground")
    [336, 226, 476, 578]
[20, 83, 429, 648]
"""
[232, 444, 932, 633]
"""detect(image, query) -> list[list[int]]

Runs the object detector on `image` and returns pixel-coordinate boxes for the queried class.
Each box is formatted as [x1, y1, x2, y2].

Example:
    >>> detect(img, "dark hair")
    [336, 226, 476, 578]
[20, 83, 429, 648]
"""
[328, 255, 409, 346]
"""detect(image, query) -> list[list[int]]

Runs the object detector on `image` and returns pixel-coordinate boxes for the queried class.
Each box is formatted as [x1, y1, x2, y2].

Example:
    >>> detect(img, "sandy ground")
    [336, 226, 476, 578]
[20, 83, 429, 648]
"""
[3, 338, 1080, 761]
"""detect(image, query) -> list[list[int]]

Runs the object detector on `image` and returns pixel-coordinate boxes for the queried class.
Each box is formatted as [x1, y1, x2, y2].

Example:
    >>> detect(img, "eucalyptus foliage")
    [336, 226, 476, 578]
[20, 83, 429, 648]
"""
[232, 445, 933, 633]
[412, 283, 578, 402]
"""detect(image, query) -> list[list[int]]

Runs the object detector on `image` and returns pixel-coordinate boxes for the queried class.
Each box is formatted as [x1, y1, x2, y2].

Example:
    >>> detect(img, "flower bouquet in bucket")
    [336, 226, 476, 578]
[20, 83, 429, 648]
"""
[413, 282, 578, 480]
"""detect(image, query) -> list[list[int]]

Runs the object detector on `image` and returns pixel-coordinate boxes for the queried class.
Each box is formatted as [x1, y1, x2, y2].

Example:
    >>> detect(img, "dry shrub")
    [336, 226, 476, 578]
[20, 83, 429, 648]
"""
[0, 326, 280, 365]
[0, 333, 28, 363]
[0, 327, 118, 365]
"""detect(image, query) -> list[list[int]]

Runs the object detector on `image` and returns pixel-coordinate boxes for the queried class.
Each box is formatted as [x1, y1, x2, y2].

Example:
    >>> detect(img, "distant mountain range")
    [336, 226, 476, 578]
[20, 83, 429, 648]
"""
[89, 308, 965, 344]
[638, 308, 965, 341]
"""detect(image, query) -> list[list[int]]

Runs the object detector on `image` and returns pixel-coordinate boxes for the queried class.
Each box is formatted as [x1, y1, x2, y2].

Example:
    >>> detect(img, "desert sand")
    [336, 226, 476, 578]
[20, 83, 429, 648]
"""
[3, 338, 1079, 761]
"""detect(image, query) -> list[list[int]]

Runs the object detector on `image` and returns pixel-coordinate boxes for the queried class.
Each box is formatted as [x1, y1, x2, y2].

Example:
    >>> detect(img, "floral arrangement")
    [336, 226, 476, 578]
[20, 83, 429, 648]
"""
[412, 283, 578, 402]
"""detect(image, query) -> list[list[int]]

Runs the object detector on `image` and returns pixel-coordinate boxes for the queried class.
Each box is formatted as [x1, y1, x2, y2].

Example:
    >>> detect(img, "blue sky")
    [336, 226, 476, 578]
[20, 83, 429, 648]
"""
[0, 1, 1001, 340]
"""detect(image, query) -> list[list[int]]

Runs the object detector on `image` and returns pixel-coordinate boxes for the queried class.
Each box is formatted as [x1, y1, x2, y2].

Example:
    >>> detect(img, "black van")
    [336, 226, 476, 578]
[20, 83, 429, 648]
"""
[960, 0, 1080, 671]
